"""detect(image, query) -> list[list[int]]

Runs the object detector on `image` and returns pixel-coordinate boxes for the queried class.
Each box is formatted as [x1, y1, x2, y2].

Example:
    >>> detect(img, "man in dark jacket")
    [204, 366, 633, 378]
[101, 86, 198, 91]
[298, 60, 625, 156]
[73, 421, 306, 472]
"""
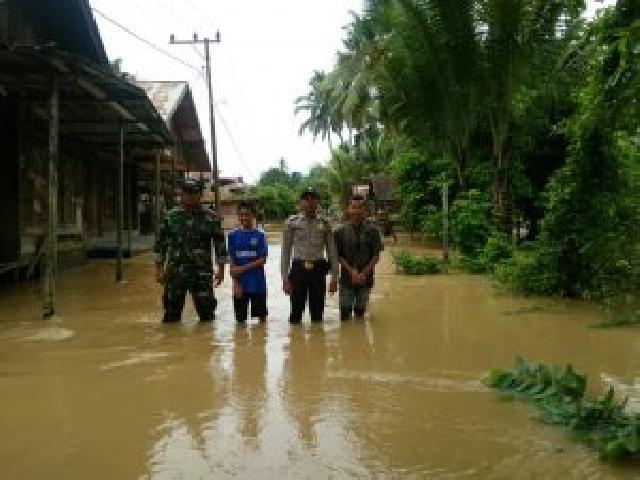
[334, 194, 383, 321]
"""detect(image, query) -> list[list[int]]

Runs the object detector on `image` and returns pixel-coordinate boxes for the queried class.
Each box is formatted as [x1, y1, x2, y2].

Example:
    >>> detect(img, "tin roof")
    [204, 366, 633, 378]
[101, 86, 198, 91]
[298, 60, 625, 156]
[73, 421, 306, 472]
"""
[136, 81, 210, 172]
[136, 81, 189, 125]
[0, 45, 171, 147]
[11, 0, 108, 64]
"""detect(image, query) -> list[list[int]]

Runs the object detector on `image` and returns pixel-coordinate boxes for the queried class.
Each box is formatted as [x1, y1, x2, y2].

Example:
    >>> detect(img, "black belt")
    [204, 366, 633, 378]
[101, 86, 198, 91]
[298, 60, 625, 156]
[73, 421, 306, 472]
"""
[292, 258, 322, 270]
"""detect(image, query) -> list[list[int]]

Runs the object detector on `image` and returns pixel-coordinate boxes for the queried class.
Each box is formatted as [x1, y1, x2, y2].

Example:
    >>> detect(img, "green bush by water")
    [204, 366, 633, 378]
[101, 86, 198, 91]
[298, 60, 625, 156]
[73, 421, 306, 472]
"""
[484, 357, 640, 461]
[393, 250, 443, 275]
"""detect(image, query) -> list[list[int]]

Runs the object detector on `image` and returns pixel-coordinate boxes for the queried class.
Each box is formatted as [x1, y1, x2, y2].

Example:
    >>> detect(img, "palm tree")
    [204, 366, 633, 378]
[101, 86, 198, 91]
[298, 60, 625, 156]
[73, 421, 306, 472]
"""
[478, 0, 583, 222]
[320, 0, 583, 225]
[295, 71, 343, 153]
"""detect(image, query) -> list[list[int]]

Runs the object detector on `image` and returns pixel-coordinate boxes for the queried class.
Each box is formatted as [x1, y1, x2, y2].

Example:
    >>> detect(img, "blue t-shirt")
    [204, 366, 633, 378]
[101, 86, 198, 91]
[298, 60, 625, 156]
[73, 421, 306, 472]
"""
[227, 228, 268, 294]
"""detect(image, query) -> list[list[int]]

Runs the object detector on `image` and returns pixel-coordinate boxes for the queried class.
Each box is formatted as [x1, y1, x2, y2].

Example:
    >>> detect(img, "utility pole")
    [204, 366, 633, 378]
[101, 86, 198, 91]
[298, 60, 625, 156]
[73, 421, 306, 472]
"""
[441, 175, 449, 263]
[170, 32, 221, 211]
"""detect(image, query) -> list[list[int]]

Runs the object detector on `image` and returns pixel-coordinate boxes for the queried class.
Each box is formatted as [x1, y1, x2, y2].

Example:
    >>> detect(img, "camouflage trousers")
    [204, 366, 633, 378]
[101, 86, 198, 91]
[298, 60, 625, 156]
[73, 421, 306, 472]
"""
[162, 266, 217, 322]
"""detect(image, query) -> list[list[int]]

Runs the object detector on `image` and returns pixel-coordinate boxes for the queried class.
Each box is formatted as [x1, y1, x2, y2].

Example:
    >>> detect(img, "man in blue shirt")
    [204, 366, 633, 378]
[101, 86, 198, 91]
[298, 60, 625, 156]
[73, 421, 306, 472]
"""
[227, 201, 268, 323]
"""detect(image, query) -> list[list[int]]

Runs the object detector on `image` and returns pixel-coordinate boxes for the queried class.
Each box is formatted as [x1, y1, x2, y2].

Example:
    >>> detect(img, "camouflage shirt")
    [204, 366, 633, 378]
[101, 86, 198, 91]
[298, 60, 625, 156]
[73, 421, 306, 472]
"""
[154, 206, 228, 269]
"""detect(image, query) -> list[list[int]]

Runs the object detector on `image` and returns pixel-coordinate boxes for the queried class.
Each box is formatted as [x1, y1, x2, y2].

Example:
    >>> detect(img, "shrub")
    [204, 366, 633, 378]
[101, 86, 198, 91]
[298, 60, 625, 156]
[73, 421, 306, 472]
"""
[450, 190, 492, 257]
[459, 233, 513, 274]
[393, 250, 443, 275]
[494, 250, 564, 296]
[420, 204, 443, 239]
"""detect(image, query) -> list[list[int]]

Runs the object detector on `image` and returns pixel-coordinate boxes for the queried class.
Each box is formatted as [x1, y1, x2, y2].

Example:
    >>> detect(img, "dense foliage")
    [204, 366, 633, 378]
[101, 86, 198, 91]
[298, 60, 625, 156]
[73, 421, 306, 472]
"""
[251, 159, 333, 221]
[485, 357, 640, 461]
[295, 0, 639, 310]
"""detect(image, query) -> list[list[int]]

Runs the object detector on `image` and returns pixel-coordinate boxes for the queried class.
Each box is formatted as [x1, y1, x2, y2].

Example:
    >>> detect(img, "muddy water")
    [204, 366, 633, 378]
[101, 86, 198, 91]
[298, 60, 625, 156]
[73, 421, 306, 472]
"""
[1, 240, 639, 479]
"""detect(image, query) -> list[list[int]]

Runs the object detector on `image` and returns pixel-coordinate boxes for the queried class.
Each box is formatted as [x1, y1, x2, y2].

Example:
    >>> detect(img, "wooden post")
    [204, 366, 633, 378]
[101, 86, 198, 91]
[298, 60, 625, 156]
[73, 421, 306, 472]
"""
[442, 180, 449, 263]
[16, 103, 25, 284]
[171, 145, 176, 207]
[155, 150, 161, 233]
[44, 78, 59, 318]
[127, 163, 133, 254]
[116, 124, 124, 282]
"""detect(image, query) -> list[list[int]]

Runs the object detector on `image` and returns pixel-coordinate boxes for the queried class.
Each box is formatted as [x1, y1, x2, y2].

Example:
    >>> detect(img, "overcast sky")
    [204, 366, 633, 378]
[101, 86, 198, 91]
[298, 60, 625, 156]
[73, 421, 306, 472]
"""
[89, 0, 615, 183]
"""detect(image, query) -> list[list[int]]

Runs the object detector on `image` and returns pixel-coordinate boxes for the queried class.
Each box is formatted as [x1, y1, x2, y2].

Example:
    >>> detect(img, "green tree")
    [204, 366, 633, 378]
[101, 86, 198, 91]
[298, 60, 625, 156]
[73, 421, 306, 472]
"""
[295, 71, 343, 152]
[502, 0, 640, 301]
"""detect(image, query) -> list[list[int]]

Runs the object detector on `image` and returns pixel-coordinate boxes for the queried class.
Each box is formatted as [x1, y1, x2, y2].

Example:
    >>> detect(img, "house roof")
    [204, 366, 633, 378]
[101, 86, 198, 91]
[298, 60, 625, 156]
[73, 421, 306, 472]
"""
[136, 81, 189, 124]
[9, 0, 108, 64]
[0, 45, 171, 148]
[136, 81, 210, 172]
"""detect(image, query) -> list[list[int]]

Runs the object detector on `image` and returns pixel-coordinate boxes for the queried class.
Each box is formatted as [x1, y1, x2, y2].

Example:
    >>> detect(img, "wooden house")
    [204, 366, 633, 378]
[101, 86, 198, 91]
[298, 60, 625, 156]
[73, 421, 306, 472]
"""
[0, 0, 171, 315]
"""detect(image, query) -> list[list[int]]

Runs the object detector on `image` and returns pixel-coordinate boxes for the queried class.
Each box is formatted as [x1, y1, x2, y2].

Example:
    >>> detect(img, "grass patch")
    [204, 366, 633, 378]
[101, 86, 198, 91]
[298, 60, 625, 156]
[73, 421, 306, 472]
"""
[484, 357, 640, 461]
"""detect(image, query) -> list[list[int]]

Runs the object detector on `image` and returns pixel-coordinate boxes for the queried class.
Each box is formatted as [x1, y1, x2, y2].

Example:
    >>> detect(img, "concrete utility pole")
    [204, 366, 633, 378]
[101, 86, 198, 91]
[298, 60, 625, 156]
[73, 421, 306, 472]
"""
[170, 31, 221, 211]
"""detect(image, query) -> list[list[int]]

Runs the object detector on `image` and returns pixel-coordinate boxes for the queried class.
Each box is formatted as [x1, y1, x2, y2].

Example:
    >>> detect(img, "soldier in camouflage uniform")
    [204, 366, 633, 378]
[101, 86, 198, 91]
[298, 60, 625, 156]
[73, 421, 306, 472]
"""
[154, 179, 228, 323]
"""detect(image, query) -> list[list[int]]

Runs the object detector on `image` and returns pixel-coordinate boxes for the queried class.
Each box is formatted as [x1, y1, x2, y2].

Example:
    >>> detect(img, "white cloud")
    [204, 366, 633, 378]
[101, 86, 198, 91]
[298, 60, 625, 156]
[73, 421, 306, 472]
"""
[90, 0, 362, 182]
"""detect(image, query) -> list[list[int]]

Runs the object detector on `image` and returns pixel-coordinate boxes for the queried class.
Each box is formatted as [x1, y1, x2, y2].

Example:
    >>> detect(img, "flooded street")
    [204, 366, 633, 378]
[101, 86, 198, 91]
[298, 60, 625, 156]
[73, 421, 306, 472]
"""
[1, 238, 639, 479]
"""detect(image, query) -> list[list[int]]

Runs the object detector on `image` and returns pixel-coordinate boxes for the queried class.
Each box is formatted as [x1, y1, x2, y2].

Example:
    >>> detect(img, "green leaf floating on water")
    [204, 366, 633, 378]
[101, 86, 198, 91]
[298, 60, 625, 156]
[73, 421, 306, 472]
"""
[484, 358, 640, 461]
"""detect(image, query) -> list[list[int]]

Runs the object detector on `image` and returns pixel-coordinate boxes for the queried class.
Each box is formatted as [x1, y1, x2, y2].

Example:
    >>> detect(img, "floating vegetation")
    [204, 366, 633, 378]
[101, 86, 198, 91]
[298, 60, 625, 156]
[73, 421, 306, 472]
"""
[392, 250, 443, 275]
[484, 357, 640, 461]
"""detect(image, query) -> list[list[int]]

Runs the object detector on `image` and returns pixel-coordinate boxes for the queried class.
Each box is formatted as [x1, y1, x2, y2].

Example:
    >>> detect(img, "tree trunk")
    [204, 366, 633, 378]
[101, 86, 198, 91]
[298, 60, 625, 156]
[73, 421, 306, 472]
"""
[454, 143, 468, 191]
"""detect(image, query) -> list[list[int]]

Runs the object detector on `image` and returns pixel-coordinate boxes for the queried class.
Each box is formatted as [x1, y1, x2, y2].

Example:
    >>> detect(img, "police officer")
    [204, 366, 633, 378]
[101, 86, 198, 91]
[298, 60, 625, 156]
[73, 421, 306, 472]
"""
[281, 187, 339, 323]
[154, 179, 228, 323]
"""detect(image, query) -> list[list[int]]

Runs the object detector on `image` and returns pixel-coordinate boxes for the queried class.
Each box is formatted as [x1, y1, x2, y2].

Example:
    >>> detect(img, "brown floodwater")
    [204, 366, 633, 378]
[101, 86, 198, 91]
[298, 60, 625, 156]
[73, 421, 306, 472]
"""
[1, 238, 639, 479]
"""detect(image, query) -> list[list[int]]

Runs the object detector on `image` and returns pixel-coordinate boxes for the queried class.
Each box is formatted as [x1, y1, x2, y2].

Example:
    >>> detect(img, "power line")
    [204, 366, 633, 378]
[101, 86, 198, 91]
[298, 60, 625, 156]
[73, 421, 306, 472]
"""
[126, 0, 205, 68]
[156, 0, 190, 29]
[183, 0, 218, 30]
[91, 7, 201, 73]
[192, 69, 252, 178]
[216, 107, 253, 177]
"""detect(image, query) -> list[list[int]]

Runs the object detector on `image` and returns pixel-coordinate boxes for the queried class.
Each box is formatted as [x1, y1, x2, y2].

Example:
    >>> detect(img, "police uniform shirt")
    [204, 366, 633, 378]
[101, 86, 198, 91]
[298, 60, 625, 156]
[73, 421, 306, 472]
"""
[280, 213, 339, 279]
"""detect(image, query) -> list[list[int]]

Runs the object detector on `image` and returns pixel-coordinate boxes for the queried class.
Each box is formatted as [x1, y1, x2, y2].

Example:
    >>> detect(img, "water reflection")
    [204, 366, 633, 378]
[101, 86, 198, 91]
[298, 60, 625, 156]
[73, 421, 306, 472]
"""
[0, 242, 639, 478]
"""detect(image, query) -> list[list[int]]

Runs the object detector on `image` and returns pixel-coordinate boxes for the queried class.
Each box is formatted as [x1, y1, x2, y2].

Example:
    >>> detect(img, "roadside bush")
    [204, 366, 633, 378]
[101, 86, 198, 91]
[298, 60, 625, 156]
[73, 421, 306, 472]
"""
[420, 204, 443, 239]
[393, 250, 442, 275]
[483, 234, 512, 266]
[458, 232, 513, 274]
[494, 249, 564, 296]
[450, 190, 492, 257]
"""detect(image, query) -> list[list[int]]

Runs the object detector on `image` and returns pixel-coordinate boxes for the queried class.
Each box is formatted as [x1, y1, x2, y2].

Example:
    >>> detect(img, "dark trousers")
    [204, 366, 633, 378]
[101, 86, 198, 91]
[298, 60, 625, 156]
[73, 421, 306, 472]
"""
[289, 260, 326, 323]
[233, 292, 268, 322]
[162, 269, 217, 322]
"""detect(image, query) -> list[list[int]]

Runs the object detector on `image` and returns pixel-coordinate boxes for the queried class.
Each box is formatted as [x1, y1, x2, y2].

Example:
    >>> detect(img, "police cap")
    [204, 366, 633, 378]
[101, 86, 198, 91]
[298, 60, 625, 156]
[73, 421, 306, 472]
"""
[299, 186, 319, 199]
[182, 179, 203, 194]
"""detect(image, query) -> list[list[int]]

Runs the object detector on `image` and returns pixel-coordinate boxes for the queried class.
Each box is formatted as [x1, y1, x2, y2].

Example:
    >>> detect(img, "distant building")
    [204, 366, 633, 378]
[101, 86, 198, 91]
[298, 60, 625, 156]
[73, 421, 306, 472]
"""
[187, 172, 250, 229]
